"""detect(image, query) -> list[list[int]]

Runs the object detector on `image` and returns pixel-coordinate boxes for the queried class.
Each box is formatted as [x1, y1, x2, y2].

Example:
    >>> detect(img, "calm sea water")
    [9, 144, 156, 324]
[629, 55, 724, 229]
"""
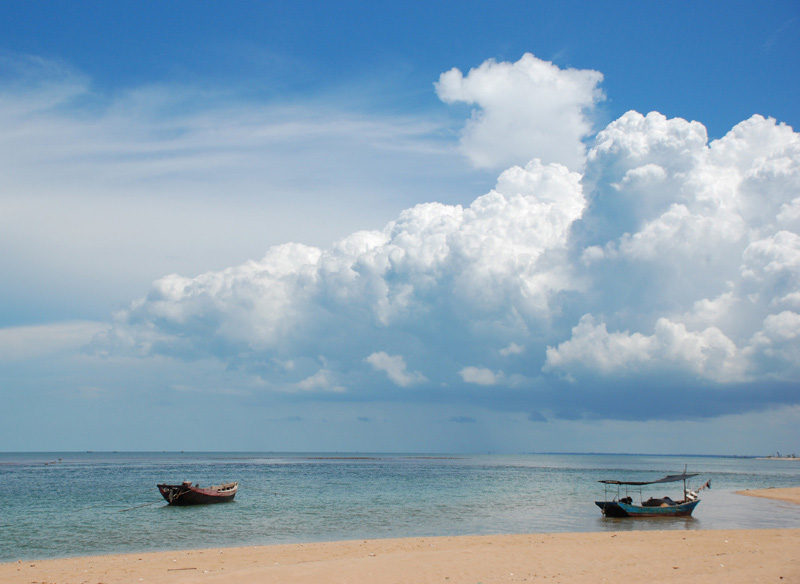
[1, 452, 799, 562]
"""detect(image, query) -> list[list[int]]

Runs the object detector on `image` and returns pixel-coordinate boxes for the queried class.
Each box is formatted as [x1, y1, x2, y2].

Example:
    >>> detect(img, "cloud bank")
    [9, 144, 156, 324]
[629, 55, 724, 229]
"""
[91, 57, 800, 422]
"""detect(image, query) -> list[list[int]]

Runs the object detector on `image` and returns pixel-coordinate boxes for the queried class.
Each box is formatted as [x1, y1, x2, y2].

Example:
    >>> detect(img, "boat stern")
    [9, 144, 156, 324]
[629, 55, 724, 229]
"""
[595, 501, 630, 517]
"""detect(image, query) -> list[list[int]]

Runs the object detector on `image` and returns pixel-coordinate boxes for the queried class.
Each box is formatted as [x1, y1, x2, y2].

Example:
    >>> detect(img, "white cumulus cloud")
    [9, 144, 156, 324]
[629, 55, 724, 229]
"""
[90, 57, 800, 421]
[459, 366, 502, 386]
[544, 315, 744, 382]
[366, 352, 427, 387]
[499, 342, 524, 356]
[551, 111, 800, 390]
[435, 53, 604, 171]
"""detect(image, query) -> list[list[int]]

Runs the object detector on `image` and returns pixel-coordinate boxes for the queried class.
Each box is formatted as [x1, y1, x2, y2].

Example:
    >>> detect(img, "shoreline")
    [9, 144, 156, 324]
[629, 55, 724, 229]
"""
[2, 529, 798, 583]
[3, 487, 798, 582]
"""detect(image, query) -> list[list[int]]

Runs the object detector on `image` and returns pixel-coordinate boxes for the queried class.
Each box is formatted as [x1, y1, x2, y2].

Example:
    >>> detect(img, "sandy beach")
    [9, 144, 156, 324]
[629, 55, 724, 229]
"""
[736, 487, 800, 505]
[3, 487, 798, 584]
[3, 530, 799, 583]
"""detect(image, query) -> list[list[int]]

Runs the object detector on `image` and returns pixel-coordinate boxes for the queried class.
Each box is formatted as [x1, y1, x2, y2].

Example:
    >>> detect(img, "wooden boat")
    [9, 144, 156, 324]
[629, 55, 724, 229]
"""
[595, 471, 709, 518]
[157, 481, 238, 505]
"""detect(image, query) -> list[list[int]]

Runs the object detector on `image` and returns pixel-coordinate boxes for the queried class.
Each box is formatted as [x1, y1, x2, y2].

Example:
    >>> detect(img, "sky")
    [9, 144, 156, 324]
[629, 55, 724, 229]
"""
[1, 1, 799, 454]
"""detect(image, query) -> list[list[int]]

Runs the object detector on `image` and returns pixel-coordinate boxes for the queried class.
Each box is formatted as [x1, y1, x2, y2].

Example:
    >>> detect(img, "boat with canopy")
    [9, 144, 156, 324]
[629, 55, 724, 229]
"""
[595, 471, 710, 517]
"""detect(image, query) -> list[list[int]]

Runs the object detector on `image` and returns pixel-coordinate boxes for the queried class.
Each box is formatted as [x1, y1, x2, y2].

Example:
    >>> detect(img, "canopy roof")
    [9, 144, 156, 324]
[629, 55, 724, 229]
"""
[598, 472, 698, 486]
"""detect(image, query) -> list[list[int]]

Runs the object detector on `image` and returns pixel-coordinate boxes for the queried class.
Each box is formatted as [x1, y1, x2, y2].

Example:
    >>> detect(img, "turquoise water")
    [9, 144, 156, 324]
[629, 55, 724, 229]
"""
[1, 452, 799, 562]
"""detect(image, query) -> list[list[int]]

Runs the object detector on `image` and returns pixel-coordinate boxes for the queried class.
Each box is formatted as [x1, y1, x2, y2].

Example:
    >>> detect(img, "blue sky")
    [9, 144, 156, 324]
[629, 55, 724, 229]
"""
[1, 1, 799, 454]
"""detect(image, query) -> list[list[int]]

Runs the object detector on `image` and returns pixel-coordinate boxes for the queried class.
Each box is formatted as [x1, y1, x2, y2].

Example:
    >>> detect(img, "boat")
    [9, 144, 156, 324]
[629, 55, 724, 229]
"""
[157, 481, 238, 505]
[595, 471, 709, 518]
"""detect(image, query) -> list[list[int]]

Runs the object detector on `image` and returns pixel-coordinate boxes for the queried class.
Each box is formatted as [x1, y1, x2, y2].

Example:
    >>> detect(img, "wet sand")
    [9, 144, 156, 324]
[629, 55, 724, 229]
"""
[2, 528, 799, 583]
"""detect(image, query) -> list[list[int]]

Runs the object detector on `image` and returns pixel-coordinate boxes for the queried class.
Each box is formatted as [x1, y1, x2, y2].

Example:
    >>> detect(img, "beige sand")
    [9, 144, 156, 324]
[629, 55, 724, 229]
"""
[2, 529, 799, 584]
[736, 487, 800, 505]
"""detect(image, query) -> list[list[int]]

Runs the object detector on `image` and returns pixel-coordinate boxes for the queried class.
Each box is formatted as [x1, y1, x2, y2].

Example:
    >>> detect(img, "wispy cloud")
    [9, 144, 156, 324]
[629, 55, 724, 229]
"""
[762, 17, 797, 53]
[0, 54, 481, 323]
[0, 321, 106, 362]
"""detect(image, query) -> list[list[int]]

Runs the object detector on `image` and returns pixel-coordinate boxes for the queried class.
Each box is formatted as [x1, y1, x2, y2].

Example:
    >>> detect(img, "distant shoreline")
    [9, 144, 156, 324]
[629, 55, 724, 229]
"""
[735, 487, 800, 505]
[0, 450, 775, 458]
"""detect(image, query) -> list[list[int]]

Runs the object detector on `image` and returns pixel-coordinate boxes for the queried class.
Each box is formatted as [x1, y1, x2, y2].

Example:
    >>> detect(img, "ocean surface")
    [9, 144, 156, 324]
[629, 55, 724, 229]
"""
[1, 452, 799, 562]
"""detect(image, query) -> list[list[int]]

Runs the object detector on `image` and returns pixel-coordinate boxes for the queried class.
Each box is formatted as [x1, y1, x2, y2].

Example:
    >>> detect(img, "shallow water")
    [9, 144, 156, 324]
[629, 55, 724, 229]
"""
[1, 452, 798, 561]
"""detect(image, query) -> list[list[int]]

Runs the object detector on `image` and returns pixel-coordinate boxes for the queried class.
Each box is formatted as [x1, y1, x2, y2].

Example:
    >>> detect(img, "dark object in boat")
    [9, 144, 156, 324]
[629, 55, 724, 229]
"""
[642, 496, 677, 507]
[157, 481, 238, 505]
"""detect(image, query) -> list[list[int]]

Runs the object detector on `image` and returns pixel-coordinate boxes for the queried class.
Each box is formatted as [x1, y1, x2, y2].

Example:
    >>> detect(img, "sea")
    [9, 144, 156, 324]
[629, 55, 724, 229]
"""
[1, 452, 799, 562]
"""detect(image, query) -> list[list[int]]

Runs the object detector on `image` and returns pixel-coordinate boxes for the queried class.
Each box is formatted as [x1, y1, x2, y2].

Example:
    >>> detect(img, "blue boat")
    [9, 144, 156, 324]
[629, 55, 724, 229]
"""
[595, 471, 709, 518]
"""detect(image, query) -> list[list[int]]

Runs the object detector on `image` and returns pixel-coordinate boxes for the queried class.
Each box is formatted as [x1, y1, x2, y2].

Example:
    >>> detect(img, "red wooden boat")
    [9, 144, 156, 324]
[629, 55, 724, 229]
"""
[157, 481, 238, 505]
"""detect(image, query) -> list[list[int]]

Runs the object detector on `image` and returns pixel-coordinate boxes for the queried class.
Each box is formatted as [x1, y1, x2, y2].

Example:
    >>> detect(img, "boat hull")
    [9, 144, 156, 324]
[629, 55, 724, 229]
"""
[158, 482, 237, 506]
[595, 499, 699, 517]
